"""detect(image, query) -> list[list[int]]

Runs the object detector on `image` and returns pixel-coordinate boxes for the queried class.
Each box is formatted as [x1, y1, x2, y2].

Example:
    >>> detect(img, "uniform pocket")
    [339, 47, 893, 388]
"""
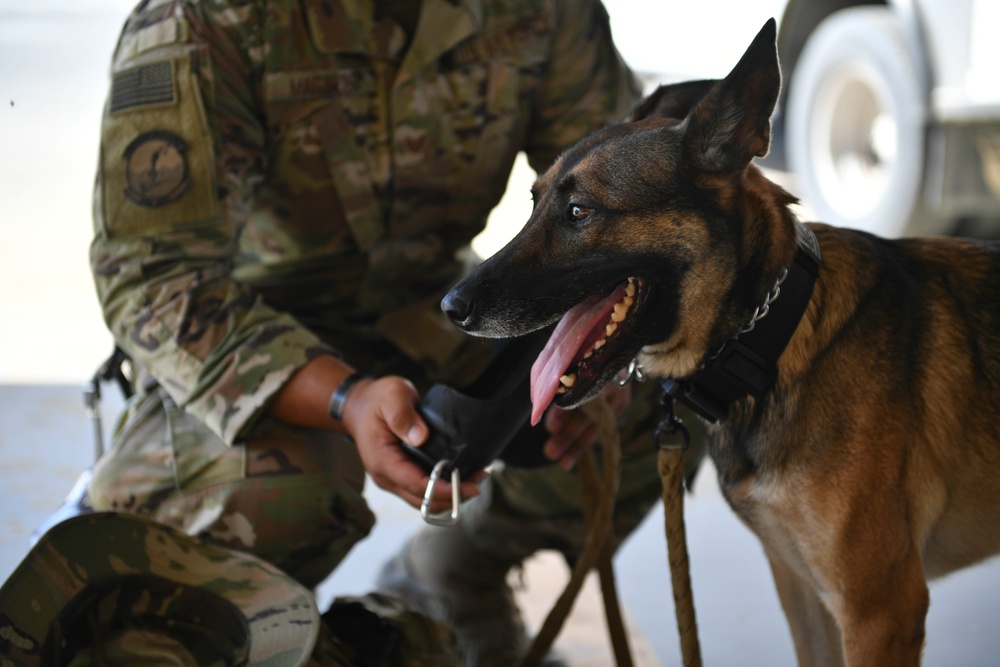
[440, 58, 524, 190]
[88, 389, 179, 513]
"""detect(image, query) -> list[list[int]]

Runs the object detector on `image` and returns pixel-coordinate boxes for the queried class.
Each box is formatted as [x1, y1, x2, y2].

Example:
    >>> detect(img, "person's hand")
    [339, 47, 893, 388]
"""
[541, 381, 632, 471]
[340, 375, 484, 512]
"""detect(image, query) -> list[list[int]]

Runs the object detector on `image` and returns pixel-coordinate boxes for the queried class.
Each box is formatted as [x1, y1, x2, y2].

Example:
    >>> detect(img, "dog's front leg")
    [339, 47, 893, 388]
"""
[748, 457, 930, 666]
[812, 512, 930, 667]
[766, 550, 845, 667]
[833, 541, 929, 666]
[769, 540, 929, 666]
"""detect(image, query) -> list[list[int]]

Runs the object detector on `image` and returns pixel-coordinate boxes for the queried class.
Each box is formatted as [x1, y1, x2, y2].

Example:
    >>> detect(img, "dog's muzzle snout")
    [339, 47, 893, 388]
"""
[441, 289, 476, 329]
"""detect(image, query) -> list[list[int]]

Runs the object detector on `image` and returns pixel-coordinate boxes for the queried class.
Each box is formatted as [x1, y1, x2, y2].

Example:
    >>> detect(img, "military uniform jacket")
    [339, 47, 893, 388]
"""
[91, 0, 640, 444]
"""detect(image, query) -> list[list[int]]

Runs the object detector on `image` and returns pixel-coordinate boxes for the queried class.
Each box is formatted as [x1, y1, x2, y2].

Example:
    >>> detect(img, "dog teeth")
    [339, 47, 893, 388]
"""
[559, 374, 577, 387]
[577, 279, 638, 367]
[612, 302, 628, 322]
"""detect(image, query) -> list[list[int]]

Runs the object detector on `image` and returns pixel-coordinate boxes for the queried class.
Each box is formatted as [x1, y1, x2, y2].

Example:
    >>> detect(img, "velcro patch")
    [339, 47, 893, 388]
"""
[99, 53, 218, 237]
[264, 68, 374, 102]
[449, 14, 554, 68]
[123, 130, 190, 207]
[110, 61, 176, 113]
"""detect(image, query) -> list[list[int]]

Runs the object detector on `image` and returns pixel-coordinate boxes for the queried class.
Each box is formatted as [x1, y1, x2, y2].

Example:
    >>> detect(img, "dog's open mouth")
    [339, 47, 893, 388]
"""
[529, 277, 643, 424]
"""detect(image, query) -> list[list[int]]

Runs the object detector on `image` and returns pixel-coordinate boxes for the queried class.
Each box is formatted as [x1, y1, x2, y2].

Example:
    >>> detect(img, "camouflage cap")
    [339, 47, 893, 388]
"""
[0, 512, 319, 666]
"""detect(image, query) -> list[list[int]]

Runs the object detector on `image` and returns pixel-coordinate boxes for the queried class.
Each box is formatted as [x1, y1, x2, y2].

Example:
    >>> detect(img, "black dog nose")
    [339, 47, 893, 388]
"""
[441, 290, 476, 328]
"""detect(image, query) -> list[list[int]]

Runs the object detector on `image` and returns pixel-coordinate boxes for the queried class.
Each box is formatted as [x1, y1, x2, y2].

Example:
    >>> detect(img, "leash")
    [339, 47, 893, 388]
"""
[655, 397, 702, 667]
[519, 395, 632, 667]
[580, 426, 634, 667]
[519, 393, 702, 667]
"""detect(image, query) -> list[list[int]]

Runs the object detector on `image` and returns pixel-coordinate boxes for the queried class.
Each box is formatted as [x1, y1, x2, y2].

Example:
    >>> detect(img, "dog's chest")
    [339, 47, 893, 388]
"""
[720, 469, 825, 574]
[709, 427, 812, 537]
[721, 472, 794, 531]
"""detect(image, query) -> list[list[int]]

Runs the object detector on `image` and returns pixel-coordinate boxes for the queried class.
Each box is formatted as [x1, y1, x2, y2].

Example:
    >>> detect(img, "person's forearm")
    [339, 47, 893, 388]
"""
[266, 354, 356, 431]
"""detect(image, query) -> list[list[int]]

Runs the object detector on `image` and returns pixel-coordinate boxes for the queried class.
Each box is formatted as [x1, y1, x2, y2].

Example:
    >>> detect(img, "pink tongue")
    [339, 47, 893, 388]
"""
[530, 284, 628, 425]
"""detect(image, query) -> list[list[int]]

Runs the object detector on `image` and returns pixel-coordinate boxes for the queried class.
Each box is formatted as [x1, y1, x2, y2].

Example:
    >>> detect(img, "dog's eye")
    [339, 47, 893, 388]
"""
[565, 204, 593, 223]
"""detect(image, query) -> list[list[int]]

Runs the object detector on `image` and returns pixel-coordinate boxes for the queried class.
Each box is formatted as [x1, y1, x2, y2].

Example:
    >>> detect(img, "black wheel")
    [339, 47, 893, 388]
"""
[785, 7, 926, 237]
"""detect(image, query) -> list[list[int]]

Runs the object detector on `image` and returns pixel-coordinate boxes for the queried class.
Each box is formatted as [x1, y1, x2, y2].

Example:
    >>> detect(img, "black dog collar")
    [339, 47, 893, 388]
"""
[662, 221, 822, 423]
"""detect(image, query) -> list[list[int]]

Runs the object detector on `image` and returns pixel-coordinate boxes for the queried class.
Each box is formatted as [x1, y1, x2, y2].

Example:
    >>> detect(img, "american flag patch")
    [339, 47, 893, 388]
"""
[110, 61, 174, 113]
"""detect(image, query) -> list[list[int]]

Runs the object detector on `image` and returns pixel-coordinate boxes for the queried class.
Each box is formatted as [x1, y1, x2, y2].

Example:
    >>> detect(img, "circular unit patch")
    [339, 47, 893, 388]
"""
[123, 130, 191, 207]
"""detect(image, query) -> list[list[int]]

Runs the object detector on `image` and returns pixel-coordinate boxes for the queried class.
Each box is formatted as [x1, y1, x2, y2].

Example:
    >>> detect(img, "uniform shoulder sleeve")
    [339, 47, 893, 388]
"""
[91, 0, 331, 444]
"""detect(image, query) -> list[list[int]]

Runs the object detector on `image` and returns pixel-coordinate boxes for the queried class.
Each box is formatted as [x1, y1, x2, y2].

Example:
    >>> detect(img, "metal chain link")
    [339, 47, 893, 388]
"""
[619, 267, 789, 383]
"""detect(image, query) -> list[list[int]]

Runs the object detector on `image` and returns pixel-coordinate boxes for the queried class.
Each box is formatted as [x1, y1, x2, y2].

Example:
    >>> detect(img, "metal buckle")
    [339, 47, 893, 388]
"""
[655, 393, 691, 451]
[420, 459, 461, 526]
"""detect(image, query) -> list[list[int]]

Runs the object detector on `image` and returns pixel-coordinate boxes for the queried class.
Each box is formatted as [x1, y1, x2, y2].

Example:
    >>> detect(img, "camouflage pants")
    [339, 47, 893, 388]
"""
[88, 387, 377, 590]
[89, 379, 683, 570]
[87, 380, 699, 662]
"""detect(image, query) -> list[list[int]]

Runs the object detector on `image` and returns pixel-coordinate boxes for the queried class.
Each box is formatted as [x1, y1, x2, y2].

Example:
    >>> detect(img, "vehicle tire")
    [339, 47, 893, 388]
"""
[785, 7, 926, 237]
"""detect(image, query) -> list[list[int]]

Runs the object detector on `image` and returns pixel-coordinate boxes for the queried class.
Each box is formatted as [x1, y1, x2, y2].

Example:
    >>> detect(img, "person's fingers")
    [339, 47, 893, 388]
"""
[543, 405, 571, 434]
[361, 437, 424, 504]
[603, 381, 632, 415]
[559, 422, 597, 470]
[464, 469, 489, 486]
[542, 407, 599, 471]
[343, 375, 484, 511]
[372, 377, 428, 447]
[543, 408, 589, 458]
[539, 381, 632, 471]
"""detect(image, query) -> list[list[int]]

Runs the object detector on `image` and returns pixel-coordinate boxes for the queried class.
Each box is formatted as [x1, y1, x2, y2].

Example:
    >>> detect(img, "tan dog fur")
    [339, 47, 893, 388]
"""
[442, 19, 1000, 666]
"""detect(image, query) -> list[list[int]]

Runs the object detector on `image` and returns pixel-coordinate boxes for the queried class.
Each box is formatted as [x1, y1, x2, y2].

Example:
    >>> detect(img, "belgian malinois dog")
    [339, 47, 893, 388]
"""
[441, 18, 1000, 667]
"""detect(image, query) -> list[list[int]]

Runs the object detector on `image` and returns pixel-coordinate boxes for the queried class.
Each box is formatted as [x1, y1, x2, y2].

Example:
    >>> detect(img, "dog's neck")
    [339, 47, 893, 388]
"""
[662, 219, 822, 423]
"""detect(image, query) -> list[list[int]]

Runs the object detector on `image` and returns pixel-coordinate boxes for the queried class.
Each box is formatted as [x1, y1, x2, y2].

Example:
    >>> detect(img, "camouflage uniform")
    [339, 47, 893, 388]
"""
[0, 512, 460, 667]
[0, 512, 319, 666]
[83, 0, 670, 662]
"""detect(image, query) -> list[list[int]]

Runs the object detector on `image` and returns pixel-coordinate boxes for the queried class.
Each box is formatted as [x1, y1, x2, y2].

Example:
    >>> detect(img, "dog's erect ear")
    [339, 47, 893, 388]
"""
[684, 18, 781, 173]
[625, 78, 718, 124]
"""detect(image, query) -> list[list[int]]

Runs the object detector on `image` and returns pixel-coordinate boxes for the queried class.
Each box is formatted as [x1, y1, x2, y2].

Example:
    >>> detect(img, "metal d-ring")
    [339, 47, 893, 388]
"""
[617, 359, 646, 387]
[421, 459, 461, 527]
